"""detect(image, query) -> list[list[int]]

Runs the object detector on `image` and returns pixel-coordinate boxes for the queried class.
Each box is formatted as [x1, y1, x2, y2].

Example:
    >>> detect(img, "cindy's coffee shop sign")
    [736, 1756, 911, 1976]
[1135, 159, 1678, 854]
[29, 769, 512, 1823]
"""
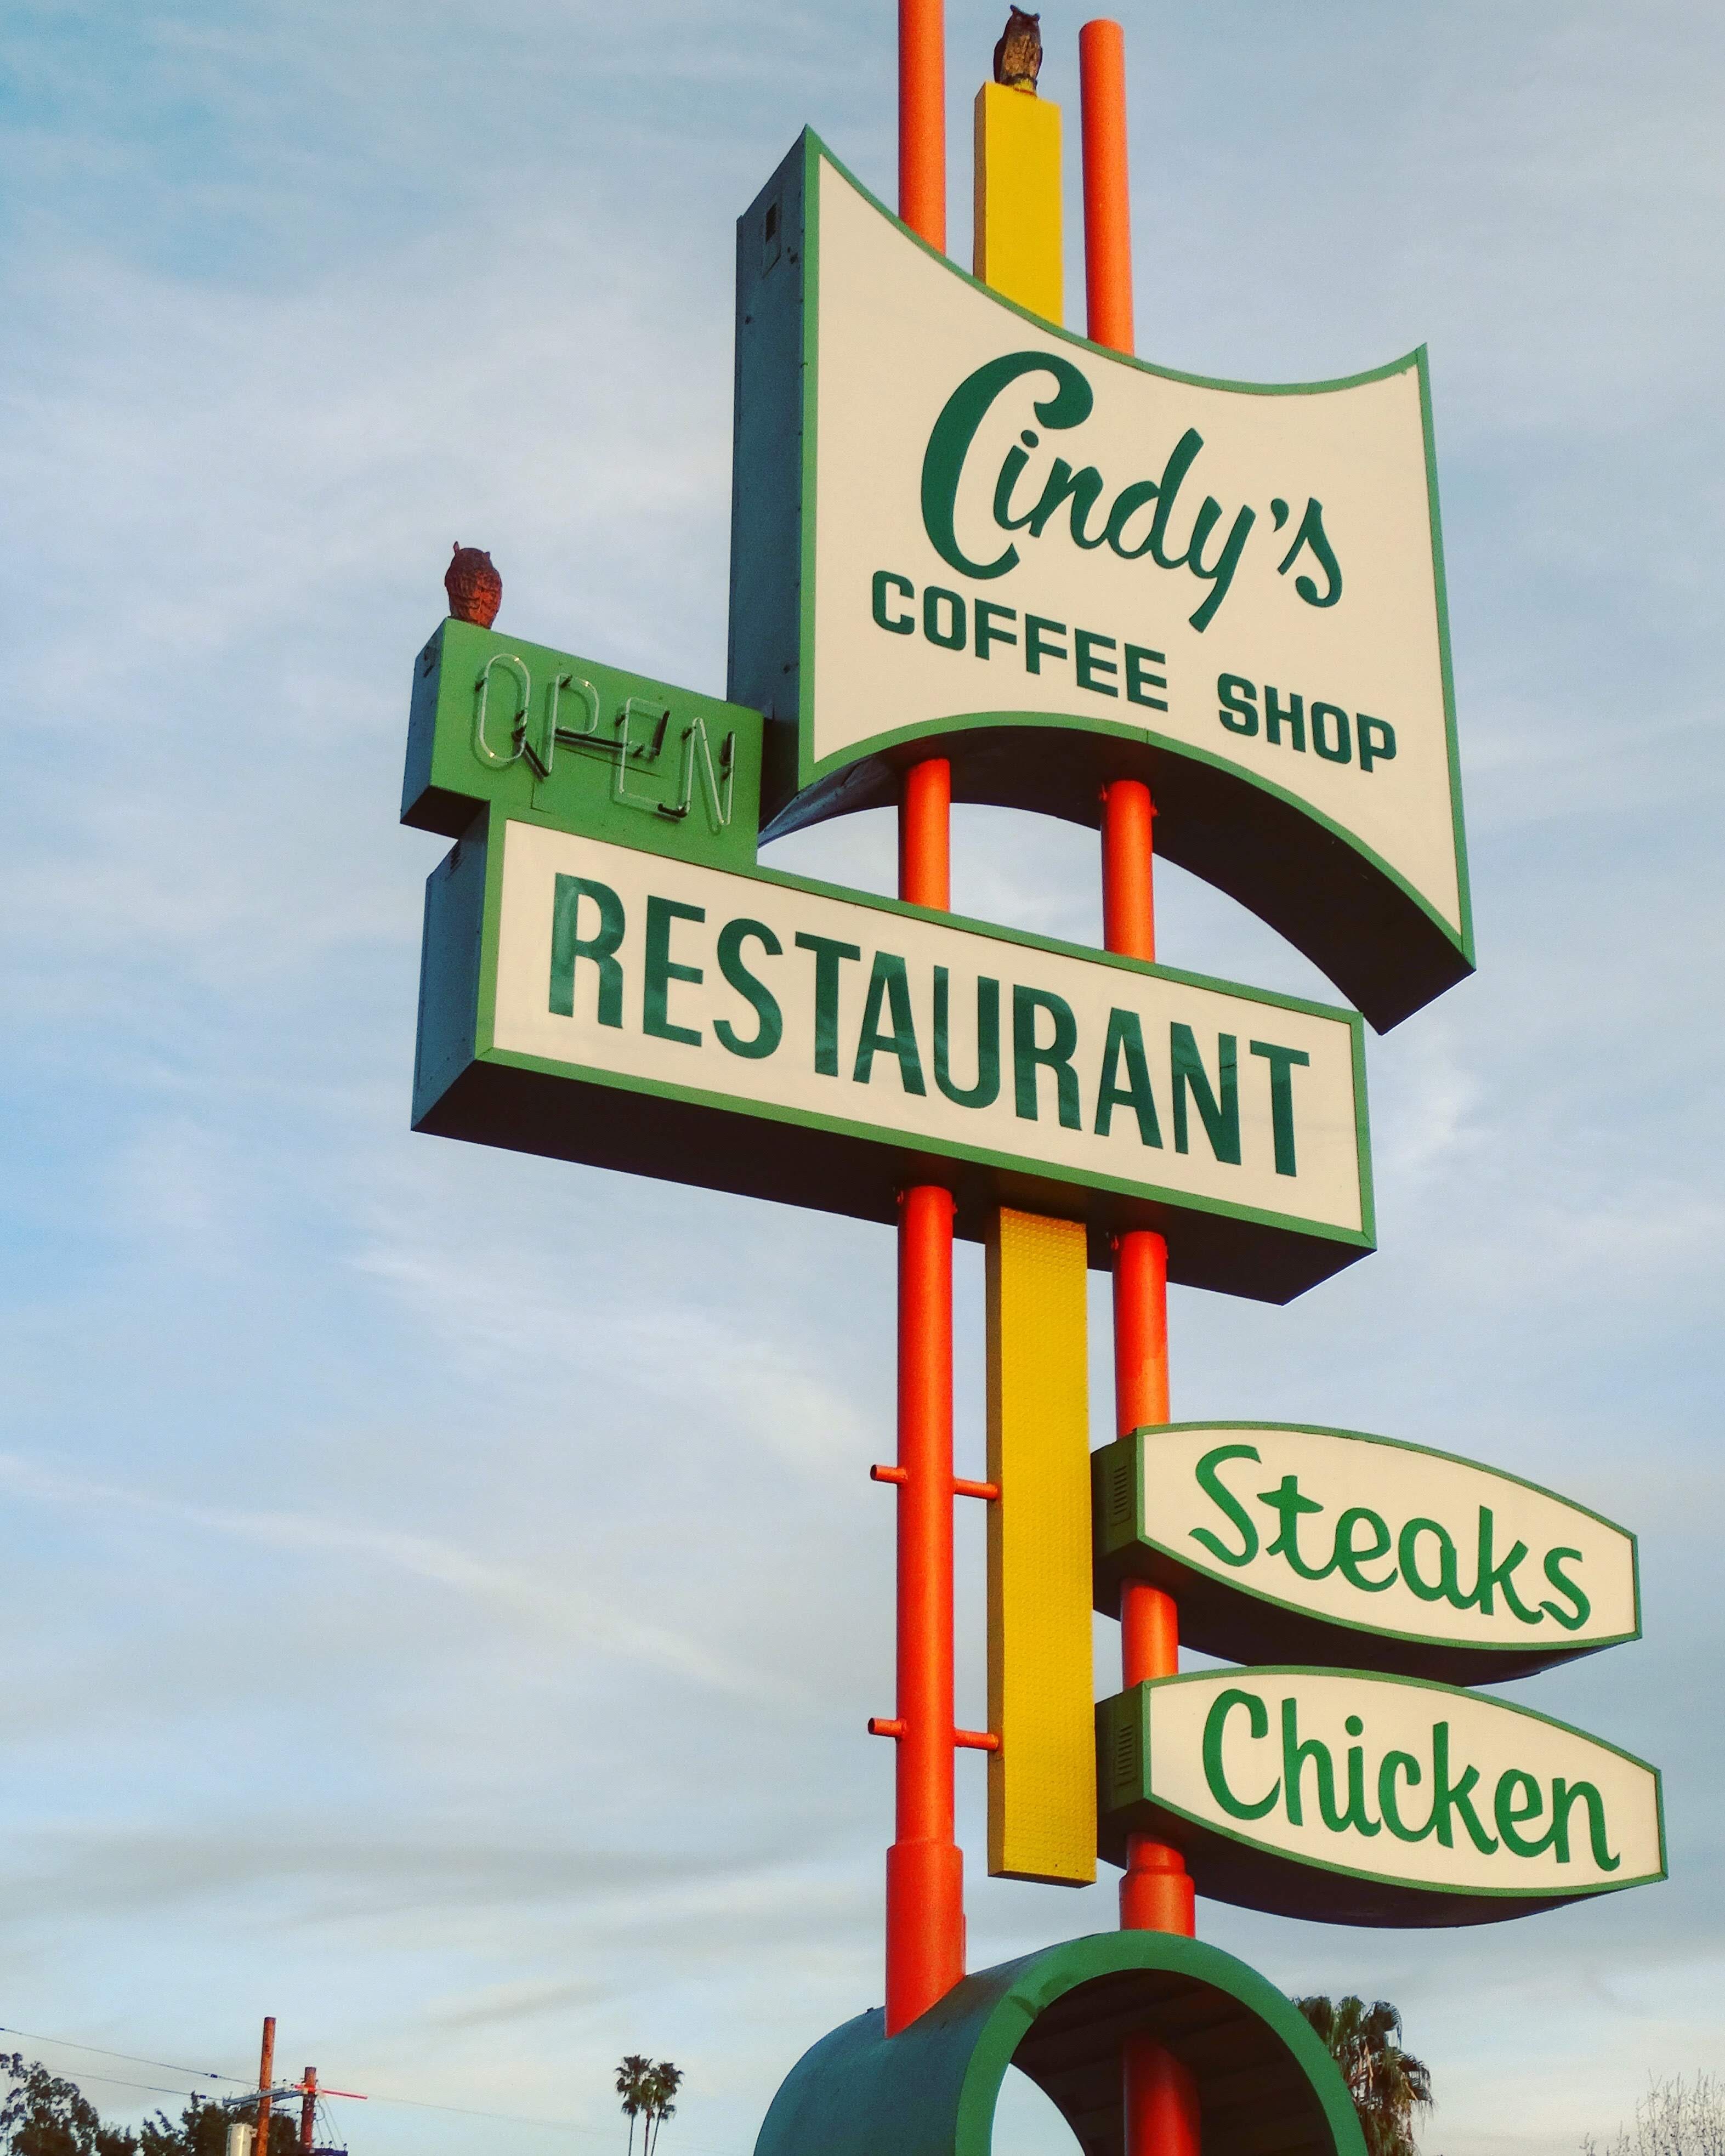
[731, 137, 1470, 1031]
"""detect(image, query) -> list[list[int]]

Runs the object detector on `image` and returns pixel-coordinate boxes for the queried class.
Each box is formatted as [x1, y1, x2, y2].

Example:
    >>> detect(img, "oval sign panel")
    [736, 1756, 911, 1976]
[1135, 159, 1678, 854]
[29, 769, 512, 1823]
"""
[1097, 1669, 1665, 1927]
[1092, 1423, 1638, 1684]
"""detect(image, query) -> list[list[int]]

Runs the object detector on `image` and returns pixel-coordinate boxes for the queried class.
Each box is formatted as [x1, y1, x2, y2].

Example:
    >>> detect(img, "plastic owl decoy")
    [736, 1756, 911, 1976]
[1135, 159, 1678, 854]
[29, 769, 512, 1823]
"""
[445, 544, 502, 629]
[993, 7, 1042, 92]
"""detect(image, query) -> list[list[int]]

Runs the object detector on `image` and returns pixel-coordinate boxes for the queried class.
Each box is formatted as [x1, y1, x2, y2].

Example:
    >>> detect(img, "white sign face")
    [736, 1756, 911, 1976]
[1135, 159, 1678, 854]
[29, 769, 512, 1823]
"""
[731, 137, 1473, 1030]
[474, 820, 1368, 1280]
[1094, 1424, 1638, 1683]
[1100, 1669, 1665, 1925]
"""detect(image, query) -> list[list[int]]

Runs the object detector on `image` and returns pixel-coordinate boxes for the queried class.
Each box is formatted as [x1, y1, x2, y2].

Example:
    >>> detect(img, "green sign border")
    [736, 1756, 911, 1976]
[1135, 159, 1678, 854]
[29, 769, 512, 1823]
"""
[414, 802, 1375, 1303]
[754, 1929, 1366, 2156]
[1097, 1666, 1667, 1927]
[1092, 1421, 1642, 1684]
[729, 131, 1474, 1033]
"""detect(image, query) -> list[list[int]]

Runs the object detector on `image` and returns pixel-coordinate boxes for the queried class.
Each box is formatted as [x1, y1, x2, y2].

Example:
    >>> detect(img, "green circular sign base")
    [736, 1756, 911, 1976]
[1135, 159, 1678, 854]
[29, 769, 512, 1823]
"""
[753, 1929, 1365, 2156]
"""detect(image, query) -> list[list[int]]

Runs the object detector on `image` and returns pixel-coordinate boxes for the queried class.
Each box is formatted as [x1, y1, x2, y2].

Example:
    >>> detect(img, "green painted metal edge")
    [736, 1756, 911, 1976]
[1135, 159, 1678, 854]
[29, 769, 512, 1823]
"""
[754, 1930, 1366, 2156]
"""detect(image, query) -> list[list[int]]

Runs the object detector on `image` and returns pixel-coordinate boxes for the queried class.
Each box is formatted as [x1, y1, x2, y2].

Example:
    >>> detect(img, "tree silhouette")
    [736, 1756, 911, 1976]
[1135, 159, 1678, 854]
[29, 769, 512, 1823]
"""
[1294, 1996, 1432, 2156]
[643, 2062, 683, 2156]
[1585, 2073, 1725, 2156]
[615, 2056, 654, 2156]
[136, 2098, 296, 2156]
[0, 2052, 137, 2156]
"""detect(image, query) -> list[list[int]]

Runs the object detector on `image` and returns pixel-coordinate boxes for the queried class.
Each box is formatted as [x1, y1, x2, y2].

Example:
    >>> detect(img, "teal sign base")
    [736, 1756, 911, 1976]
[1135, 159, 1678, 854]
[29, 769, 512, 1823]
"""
[754, 1930, 1365, 2156]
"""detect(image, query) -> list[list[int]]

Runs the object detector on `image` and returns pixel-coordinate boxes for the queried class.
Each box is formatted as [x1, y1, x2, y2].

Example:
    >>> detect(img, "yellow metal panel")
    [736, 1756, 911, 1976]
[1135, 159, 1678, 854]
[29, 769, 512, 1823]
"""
[973, 82, 1064, 326]
[986, 1207, 1096, 1885]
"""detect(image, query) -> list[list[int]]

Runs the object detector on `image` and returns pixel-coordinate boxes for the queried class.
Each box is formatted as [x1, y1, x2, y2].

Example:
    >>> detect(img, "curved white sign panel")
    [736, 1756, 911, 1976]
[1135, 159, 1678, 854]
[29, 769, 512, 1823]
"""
[1098, 1669, 1665, 1927]
[730, 134, 1472, 1030]
[1092, 1423, 1638, 1684]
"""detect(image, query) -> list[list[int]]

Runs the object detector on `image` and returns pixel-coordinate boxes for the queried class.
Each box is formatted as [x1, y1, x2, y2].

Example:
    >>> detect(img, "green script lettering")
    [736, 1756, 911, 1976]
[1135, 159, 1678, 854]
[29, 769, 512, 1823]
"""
[1333, 1507, 1397, 1592]
[921, 353, 1266, 629]
[1190, 1445, 1261, 1568]
[1551, 1779, 1620, 1870]
[1465, 1508, 1544, 1627]
[1428, 1722, 1499, 1855]
[1342, 1715, 1383, 1838]
[1378, 1750, 1433, 1842]
[1258, 1474, 1335, 1581]
[1540, 1547, 1592, 1632]
[1202, 1688, 1279, 1819]
[922, 353, 1093, 581]
[1493, 1768, 1557, 1859]
[1399, 1517, 1465, 1604]
[1280, 1697, 1351, 1834]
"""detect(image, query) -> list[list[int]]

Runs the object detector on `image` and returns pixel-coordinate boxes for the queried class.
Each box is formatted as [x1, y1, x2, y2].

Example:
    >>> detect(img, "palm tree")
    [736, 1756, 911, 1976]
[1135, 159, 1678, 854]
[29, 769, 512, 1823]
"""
[643, 2061, 684, 2156]
[1295, 1996, 1432, 2156]
[615, 2055, 653, 2156]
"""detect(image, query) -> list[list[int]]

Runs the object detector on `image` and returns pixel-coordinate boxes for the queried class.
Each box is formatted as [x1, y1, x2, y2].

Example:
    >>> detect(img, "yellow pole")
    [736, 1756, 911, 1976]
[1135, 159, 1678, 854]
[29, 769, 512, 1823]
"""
[986, 1210, 1094, 1883]
[972, 81, 1064, 323]
[972, 63, 1093, 1888]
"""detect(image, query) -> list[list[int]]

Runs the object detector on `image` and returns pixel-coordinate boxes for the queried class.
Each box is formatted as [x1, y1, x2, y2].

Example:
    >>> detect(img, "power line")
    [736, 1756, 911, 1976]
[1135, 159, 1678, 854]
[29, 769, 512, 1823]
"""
[9, 2068, 223, 2104]
[0, 2027, 247, 2086]
[0, 2023, 747, 2153]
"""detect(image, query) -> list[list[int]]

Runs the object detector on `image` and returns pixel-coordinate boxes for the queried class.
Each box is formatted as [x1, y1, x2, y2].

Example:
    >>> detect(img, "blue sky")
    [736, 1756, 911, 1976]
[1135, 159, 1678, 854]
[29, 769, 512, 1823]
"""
[2, 2, 1721, 2153]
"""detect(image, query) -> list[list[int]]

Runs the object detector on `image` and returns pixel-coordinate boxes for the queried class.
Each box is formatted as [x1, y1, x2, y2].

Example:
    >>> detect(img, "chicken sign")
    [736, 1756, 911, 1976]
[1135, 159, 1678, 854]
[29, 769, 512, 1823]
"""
[401, 15, 1663, 2156]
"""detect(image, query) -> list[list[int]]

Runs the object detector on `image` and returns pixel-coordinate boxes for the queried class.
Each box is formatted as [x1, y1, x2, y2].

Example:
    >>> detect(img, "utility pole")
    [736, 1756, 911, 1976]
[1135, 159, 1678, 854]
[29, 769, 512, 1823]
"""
[299, 2068, 316, 2153]
[254, 2019, 275, 2156]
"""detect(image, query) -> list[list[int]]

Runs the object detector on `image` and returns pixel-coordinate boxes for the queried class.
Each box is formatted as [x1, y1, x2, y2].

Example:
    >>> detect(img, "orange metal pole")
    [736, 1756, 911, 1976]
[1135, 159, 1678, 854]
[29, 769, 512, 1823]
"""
[1100, 778, 1155, 962]
[886, 1181, 964, 2032]
[1123, 2037, 1201, 2156]
[899, 0, 947, 251]
[1086, 22, 1201, 2154]
[1112, 1213, 1192, 1936]
[884, 0, 962, 2041]
[1080, 20, 1134, 353]
[899, 757, 951, 912]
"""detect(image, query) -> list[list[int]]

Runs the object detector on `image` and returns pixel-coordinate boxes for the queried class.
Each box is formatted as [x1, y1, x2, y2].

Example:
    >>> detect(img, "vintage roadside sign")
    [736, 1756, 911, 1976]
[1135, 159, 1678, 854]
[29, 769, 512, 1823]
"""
[730, 134, 1471, 1031]
[405, 627, 1371, 1300]
[1092, 1424, 1639, 1684]
[1097, 1669, 1665, 1927]
[401, 17, 1669, 2144]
